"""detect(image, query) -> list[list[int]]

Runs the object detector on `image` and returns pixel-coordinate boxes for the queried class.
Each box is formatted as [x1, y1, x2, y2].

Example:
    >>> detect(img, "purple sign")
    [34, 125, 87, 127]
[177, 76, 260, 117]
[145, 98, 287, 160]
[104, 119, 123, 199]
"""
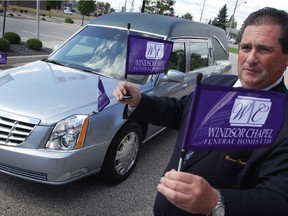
[126, 35, 173, 75]
[97, 78, 110, 112]
[0, 54, 7, 64]
[182, 83, 286, 151]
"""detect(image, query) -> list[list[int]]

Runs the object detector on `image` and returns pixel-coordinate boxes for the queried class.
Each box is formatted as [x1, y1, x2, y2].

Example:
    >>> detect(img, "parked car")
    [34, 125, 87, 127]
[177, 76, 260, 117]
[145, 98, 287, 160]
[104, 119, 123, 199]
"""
[0, 12, 231, 185]
[63, 8, 72, 15]
[228, 38, 237, 45]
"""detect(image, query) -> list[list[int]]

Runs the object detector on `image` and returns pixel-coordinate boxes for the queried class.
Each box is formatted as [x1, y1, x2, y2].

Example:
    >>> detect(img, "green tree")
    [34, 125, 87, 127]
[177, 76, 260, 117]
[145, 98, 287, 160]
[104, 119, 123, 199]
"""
[211, 4, 228, 30]
[145, 0, 175, 16]
[182, 12, 193, 20]
[78, 0, 96, 25]
[104, 2, 111, 14]
[227, 15, 238, 29]
[45, 1, 62, 17]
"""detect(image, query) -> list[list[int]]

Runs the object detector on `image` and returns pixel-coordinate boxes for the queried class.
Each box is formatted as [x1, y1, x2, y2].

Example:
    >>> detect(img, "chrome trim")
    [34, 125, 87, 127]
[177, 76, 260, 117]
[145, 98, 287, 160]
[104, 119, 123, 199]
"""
[0, 110, 39, 146]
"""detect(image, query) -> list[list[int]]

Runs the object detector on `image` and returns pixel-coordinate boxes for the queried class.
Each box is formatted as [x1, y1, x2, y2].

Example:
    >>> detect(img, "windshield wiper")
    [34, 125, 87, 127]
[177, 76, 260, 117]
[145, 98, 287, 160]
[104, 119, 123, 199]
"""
[44, 59, 64, 66]
[82, 68, 114, 79]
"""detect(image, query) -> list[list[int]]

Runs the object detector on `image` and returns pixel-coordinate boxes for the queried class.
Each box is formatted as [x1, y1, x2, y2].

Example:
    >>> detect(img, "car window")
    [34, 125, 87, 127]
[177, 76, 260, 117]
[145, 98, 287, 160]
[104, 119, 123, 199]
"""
[166, 41, 186, 72]
[189, 41, 208, 71]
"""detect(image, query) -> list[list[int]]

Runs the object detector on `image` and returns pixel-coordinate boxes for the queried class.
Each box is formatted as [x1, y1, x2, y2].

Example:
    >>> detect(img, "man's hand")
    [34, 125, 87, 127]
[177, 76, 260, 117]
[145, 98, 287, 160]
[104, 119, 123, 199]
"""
[113, 81, 142, 107]
[157, 169, 218, 215]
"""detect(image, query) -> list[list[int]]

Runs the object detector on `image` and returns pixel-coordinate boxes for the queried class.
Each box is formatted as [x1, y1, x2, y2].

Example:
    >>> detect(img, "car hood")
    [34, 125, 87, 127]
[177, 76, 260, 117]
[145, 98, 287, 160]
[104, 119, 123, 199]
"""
[0, 61, 121, 125]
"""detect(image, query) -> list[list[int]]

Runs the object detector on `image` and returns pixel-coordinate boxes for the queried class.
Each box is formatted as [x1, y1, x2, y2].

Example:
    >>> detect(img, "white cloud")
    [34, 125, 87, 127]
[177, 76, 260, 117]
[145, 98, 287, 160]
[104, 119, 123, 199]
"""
[107, 0, 288, 29]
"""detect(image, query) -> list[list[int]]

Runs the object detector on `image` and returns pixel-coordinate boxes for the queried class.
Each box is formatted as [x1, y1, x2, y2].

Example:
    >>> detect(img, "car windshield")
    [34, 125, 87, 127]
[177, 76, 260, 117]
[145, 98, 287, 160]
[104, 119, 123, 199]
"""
[48, 25, 148, 84]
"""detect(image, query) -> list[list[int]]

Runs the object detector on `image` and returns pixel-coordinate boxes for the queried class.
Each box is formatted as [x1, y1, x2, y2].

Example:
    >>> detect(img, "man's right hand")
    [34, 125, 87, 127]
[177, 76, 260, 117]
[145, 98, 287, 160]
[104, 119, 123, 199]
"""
[113, 81, 142, 108]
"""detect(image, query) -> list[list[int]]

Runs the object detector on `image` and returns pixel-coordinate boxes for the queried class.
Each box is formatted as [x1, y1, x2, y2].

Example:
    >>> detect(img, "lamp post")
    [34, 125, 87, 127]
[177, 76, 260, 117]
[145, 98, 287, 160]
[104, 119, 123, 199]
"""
[36, 0, 39, 39]
[2, 0, 7, 37]
[227, 0, 247, 37]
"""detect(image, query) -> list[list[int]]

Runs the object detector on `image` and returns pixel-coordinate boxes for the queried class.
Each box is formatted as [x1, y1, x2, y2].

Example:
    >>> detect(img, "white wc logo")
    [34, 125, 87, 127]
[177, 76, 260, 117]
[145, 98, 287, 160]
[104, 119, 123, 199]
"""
[230, 96, 271, 127]
[145, 41, 164, 60]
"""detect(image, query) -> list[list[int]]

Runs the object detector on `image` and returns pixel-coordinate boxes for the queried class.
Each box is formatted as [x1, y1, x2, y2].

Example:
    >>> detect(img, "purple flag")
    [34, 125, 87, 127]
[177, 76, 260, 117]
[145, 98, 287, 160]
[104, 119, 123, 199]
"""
[0, 54, 7, 64]
[97, 78, 110, 112]
[126, 35, 173, 75]
[182, 83, 286, 151]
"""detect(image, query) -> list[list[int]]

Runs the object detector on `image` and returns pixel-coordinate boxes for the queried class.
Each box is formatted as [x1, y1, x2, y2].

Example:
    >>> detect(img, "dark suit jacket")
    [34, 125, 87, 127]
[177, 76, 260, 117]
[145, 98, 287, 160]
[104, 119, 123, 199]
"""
[127, 74, 288, 216]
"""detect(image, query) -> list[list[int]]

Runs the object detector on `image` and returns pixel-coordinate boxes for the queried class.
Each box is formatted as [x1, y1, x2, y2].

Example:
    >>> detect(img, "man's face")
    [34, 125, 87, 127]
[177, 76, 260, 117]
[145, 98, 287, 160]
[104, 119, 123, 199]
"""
[238, 24, 288, 89]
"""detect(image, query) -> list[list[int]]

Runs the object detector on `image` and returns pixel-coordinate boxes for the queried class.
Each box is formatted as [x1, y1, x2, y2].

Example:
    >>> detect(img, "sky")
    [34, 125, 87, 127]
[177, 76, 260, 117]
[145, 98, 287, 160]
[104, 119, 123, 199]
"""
[106, 0, 288, 29]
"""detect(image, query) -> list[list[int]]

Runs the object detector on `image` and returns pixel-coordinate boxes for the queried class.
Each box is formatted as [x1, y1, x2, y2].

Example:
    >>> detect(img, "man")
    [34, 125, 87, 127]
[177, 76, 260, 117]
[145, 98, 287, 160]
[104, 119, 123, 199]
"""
[113, 7, 288, 216]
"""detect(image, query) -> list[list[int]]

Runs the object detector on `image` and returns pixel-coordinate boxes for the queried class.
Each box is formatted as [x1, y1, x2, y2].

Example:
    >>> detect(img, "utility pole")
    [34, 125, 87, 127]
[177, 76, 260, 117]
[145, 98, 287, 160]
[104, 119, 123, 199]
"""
[227, 0, 247, 37]
[124, 0, 127, 11]
[130, 0, 135, 12]
[141, 0, 146, 13]
[199, 0, 206, 23]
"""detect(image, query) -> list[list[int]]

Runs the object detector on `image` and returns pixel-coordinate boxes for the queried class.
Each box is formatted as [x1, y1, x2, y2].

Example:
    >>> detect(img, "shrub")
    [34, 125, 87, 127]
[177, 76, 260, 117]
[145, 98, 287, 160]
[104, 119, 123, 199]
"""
[0, 38, 11, 52]
[3, 32, 21, 44]
[10, 6, 16, 12]
[65, 17, 74, 24]
[26, 38, 42, 51]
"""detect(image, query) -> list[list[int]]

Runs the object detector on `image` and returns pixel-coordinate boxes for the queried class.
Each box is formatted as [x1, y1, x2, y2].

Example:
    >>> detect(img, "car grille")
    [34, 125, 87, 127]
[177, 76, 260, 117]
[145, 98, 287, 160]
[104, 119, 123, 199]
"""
[0, 115, 37, 146]
[0, 162, 47, 181]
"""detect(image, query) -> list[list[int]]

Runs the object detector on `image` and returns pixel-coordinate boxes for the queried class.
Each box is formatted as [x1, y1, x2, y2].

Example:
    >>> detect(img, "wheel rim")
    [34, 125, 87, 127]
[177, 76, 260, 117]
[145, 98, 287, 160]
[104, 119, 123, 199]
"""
[115, 131, 140, 175]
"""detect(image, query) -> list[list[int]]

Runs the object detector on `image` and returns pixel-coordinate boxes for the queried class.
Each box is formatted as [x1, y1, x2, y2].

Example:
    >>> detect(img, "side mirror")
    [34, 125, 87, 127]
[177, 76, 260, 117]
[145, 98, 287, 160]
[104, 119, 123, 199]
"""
[214, 60, 232, 74]
[159, 69, 185, 84]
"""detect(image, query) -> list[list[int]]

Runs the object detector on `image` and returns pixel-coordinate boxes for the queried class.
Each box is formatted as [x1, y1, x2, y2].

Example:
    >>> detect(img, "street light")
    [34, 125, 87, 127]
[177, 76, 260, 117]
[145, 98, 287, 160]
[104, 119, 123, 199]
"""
[227, 0, 247, 37]
[2, 0, 8, 37]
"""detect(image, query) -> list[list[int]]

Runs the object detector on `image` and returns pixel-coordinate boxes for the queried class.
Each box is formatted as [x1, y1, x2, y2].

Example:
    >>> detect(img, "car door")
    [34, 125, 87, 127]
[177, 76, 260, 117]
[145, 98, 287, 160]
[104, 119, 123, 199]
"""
[185, 38, 213, 93]
[151, 39, 191, 98]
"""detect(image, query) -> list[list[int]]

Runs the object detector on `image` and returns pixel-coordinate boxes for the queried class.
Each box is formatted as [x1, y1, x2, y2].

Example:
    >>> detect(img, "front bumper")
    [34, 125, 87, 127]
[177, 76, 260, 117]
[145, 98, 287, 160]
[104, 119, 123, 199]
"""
[0, 143, 107, 185]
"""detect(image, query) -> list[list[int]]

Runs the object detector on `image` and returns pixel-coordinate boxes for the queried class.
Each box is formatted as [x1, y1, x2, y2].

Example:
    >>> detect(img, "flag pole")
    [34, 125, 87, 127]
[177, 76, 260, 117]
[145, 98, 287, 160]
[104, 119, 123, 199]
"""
[123, 23, 133, 99]
[96, 75, 100, 112]
[177, 73, 203, 171]
[124, 22, 131, 81]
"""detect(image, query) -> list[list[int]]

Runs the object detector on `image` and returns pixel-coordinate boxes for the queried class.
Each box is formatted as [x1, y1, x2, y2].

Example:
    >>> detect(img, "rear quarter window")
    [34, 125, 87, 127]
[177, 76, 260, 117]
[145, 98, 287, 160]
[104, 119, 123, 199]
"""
[189, 41, 208, 71]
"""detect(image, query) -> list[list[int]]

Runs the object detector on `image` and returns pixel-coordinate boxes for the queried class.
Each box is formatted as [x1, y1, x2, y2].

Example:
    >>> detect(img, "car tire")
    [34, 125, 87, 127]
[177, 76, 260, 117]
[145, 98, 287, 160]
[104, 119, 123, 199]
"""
[101, 122, 143, 184]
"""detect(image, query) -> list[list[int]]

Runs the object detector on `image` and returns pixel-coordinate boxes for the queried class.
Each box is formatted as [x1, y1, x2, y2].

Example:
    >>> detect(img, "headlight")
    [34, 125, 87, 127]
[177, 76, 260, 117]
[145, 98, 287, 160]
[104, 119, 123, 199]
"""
[46, 115, 89, 150]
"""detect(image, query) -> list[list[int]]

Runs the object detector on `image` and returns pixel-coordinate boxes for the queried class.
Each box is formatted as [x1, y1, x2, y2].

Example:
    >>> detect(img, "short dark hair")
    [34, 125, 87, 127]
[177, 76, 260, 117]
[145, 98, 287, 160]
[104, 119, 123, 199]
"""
[238, 7, 288, 53]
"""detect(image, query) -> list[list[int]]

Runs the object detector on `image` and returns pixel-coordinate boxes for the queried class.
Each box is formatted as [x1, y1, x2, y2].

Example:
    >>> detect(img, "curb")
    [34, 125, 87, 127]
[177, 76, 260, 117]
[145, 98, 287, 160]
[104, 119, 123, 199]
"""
[0, 55, 49, 70]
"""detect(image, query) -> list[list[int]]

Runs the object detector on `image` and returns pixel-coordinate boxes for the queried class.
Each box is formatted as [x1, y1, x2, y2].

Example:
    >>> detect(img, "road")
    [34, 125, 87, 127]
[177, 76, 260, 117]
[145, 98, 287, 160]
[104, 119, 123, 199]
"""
[0, 12, 86, 49]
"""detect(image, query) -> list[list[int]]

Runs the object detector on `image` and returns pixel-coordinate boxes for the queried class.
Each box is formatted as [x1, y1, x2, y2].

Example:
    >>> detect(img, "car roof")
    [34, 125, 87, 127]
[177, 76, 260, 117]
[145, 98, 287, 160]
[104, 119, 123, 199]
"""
[90, 12, 229, 60]
[91, 12, 220, 38]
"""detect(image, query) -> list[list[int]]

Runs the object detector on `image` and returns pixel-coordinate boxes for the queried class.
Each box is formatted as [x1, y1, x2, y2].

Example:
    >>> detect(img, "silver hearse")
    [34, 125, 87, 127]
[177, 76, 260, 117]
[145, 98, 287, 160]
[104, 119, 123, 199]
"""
[0, 12, 231, 184]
